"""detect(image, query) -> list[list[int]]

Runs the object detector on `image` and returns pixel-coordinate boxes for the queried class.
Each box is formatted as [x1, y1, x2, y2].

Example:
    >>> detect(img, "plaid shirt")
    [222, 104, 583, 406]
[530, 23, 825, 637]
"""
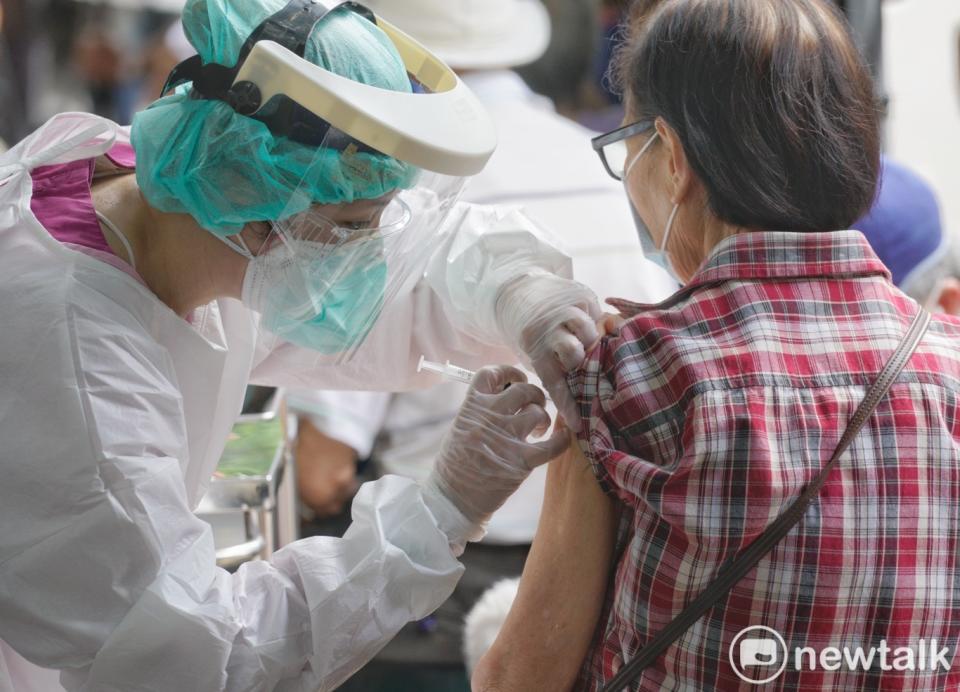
[569, 231, 960, 691]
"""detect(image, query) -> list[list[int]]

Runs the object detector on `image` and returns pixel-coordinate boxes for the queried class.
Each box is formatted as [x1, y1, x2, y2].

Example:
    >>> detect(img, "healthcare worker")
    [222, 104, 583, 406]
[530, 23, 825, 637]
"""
[0, 1, 601, 690]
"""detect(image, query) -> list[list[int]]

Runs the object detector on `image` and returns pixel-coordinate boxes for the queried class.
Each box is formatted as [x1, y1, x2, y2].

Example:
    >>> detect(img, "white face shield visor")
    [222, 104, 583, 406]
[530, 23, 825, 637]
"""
[162, 0, 496, 362]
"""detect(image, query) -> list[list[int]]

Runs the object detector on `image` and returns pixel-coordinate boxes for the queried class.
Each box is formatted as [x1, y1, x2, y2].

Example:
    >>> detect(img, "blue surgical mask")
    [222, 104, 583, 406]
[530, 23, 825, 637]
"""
[623, 132, 681, 283]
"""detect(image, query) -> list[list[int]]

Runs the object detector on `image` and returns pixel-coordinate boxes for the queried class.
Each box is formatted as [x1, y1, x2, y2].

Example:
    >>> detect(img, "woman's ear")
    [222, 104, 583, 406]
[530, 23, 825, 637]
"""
[655, 117, 695, 206]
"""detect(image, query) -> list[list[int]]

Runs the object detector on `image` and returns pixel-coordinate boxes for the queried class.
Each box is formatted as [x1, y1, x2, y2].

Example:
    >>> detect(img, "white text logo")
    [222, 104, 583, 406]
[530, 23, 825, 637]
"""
[729, 627, 953, 685]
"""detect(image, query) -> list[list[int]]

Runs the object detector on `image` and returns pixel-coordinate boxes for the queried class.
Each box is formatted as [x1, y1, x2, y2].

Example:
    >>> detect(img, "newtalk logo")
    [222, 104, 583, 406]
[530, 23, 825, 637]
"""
[729, 626, 954, 685]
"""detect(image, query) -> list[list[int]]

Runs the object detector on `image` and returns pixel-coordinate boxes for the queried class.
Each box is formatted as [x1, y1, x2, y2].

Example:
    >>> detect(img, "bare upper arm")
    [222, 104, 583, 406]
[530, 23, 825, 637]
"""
[472, 436, 619, 692]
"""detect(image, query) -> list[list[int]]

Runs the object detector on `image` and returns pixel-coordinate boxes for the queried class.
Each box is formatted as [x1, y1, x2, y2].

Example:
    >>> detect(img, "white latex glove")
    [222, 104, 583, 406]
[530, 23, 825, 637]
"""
[423, 365, 569, 552]
[494, 272, 603, 425]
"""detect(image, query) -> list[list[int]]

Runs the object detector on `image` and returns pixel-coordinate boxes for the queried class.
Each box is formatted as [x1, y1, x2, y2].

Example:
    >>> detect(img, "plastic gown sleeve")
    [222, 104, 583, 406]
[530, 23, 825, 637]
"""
[249, 202, 574, 391]
[0, 283, 463, 691]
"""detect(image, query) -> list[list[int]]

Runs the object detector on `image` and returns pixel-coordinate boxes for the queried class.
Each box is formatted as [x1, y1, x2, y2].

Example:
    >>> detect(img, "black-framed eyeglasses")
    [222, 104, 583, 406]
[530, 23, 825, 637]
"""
[591, 120, 655, 181]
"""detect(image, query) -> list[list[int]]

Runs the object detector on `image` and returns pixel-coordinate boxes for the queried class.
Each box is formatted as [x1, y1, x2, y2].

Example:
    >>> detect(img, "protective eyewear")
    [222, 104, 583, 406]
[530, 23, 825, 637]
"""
[591, 120, 655, 181]
[273, 195, 413, 246]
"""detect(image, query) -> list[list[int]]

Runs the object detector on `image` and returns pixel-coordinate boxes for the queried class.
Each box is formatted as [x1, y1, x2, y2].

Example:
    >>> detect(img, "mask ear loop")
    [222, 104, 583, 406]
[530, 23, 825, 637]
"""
[661, 204, 679, 253]
[623, 131, 660, 182]
[622, 129, 681, 277]
[95, 210, 138, 271]
[215, 232, 259, 260]
[661, 203, 681, 280]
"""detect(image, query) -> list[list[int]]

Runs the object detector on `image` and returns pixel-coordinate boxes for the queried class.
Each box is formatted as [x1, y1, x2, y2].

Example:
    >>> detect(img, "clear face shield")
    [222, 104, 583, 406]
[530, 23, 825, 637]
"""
[236, 163, 466, 361]
[162, 0, 495, 362]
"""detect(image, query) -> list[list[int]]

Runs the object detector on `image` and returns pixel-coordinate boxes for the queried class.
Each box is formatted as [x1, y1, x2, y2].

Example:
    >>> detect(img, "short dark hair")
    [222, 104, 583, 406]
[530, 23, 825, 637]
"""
[616, 0, 881, 232]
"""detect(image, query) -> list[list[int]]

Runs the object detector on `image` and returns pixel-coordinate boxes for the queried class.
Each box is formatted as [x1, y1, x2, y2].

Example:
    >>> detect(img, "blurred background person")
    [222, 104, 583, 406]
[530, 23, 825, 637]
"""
[286, 1, 676, 690]
[834, 1, 960, 305]
[838, 0, 885, 108]
[0, 0, 184, 132]
[576, 0, 634, 132]
[525, 0, 888, 133]
[139, 16, 195, 109]
[857, 156, 960, 314]
[515, 0, 598, 117]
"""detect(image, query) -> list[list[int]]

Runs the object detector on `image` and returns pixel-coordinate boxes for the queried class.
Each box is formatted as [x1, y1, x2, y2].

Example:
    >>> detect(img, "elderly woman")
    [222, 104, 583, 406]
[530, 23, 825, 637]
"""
[473, 0, 960, 690]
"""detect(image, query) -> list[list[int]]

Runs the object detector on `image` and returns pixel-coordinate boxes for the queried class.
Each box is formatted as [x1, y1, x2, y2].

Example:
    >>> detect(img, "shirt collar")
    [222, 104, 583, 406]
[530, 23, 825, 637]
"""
[687, 230, 891, 287]
[609, 230, 892, 318]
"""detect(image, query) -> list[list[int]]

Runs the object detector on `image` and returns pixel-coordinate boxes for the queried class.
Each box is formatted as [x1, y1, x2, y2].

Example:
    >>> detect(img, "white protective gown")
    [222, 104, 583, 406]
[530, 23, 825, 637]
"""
[0, 113, 574, 692]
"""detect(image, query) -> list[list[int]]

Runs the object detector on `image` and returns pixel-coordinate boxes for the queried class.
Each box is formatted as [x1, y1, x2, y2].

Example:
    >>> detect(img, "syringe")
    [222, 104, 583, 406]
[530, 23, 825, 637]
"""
[417, 355, 475, 384]
[417, 355, 554, 409]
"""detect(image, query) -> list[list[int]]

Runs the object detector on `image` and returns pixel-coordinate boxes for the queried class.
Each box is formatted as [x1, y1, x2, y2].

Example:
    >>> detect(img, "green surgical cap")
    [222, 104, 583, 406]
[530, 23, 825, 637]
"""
[131, 0, 415, 236]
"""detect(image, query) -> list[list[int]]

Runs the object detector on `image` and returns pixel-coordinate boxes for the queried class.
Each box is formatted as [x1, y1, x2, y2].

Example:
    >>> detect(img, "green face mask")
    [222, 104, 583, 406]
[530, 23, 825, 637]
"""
[241, 237, 388, 355]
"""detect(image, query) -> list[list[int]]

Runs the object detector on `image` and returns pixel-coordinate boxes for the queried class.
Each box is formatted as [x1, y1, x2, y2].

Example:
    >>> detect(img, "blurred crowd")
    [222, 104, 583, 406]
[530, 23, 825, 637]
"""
[0, 0, 641, 146]
[1, 0, 193, 145]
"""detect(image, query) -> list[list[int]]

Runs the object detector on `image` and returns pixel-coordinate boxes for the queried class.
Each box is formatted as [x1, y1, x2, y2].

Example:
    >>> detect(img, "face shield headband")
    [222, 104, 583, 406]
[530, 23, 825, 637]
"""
[159, 0, 496, 176]
[162, 0, 380, 152]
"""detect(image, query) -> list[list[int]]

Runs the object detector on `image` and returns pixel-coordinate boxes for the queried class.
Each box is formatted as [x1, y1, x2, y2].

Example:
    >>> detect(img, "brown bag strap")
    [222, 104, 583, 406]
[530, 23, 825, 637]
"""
[603, 309, 931, 692]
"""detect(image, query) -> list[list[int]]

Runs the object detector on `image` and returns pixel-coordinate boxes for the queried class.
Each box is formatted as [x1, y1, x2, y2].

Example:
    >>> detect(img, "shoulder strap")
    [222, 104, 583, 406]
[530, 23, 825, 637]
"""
[602, 308, 931, 691]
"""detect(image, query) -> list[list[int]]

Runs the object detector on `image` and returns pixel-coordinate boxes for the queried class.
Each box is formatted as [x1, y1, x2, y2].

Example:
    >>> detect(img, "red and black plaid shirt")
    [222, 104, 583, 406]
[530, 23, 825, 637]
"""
[570, 230, 960, 690]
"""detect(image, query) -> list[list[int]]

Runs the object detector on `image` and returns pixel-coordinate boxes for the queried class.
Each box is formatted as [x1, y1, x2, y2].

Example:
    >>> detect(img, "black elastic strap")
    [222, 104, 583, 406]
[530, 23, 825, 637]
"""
[237, 0, 341, 74]
[158, 0, 383, 149]
[160, 54, 203, 97]
[602, 308, 931, 691]
[160, 0, 373, 100]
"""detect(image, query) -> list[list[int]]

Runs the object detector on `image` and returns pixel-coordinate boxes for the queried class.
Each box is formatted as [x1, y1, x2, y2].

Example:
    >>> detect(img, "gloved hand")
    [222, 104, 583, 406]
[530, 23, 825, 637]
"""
[493, 272, 603, 426]
[422, 365, 570, 552]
